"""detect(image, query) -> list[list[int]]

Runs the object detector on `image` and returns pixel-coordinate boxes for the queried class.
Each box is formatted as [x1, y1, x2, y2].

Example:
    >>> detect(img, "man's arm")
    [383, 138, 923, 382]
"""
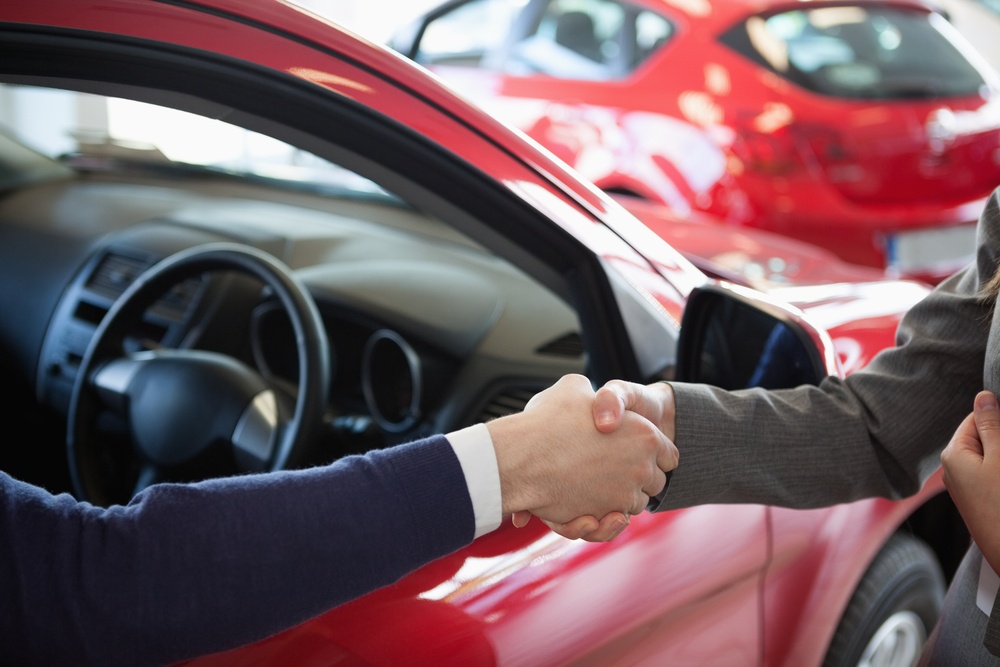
[1, 436, 474, 667]
[1, 373, 676, 666]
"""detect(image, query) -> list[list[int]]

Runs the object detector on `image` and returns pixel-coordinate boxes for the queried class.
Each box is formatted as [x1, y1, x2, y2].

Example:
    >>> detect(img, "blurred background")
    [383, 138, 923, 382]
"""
[294, 0, 1000, 287]
[297, 0, 1000, 69]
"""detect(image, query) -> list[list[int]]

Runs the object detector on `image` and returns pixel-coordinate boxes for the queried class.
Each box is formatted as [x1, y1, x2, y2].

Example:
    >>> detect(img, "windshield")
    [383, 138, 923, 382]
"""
[0, 84, 396, 199]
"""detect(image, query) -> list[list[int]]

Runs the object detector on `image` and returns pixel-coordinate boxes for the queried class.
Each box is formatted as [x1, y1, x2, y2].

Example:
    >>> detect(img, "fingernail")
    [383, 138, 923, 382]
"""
[978, 391, 999, 411]
[595, 410, 615, 427]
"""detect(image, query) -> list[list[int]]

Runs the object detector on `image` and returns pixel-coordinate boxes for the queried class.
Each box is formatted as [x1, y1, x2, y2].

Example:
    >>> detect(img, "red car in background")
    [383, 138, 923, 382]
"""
[620, 195, 896, 289]
[0, 1, 969, 666]
[391, 0, 1000, 283]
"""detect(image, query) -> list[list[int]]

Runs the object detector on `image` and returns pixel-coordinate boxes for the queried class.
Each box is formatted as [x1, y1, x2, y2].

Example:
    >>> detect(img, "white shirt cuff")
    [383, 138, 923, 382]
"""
[446, 422, 502, 538]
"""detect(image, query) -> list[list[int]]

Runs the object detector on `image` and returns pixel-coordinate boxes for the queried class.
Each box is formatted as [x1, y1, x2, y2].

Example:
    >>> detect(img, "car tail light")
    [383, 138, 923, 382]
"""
[731, 119, 850, 177]
[731, 125, 799, 174]
[798, 125, 851, 163]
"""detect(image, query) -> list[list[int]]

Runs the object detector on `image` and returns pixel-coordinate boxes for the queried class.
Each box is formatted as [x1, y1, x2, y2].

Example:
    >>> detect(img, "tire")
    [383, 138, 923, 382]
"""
[822, 532, 945, 667]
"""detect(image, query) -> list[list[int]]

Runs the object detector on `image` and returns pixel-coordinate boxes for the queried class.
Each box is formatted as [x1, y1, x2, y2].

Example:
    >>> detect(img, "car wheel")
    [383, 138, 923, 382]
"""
[823, 532, 945, 667]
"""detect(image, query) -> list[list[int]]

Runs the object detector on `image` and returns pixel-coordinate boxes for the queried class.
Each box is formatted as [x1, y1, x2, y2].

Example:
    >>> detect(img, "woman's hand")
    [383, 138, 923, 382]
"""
[941, 390, 1000, 573]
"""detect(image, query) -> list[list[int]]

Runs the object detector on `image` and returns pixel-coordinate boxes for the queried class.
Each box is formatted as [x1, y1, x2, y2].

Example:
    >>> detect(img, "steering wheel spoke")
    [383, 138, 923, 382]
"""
[232, 389, 282, 471]
[91, 355, 152, 414]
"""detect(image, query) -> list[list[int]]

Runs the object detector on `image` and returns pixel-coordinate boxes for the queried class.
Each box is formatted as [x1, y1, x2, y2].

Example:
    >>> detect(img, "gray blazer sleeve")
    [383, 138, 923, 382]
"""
[987, 588, 1000, 656]
[660, 188, 1000, 511]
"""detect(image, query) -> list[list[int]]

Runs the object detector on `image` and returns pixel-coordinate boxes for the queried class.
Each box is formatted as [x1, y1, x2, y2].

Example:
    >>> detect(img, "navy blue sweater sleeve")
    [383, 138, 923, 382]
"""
[0, 434, 476, 667]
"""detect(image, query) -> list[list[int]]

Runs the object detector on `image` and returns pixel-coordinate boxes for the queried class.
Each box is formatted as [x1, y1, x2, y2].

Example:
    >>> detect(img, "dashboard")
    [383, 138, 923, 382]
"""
[0, 164, 586, 491]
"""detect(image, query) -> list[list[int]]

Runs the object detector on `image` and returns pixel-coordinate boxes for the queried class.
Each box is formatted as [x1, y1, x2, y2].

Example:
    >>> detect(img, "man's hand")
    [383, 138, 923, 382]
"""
[488, 374, 678, 541]
[941, 390, 1000, 574]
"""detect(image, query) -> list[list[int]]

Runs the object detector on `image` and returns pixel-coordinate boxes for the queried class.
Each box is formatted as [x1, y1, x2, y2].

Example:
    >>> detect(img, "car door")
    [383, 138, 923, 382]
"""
[0, 2, 769, 664]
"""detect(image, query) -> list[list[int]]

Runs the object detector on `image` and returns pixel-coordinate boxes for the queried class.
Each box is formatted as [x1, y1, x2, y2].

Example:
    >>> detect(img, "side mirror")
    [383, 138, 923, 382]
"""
[647, 282, 840, 510]
[676, 283, 839, 389]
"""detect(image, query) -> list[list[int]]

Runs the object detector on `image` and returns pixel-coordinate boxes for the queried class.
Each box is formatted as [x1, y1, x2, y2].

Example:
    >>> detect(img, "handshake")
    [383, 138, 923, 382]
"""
[485, 374, 679, 543]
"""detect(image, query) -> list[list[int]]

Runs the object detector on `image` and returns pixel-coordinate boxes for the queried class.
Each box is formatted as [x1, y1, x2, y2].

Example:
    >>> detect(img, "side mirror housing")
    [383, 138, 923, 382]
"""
[676, 283, 840, 389]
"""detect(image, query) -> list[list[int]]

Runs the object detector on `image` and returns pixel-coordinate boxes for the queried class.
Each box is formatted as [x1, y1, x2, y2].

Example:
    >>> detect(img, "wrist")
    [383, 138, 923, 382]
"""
[486, 412, 541, 516]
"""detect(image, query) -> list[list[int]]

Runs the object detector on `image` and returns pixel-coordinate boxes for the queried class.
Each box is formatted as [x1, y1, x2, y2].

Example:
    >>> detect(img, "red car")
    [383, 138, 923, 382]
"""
[0, 1, 966, 666]
[391, 0, 1000, 284]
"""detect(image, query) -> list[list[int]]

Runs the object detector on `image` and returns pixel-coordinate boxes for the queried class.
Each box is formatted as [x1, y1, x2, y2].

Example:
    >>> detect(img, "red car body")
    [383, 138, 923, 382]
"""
[392, 0, 1000, 284]
[0, 2, 965, 666]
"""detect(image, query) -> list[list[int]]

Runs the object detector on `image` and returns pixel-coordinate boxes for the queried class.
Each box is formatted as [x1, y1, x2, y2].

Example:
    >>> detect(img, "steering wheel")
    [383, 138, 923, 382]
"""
[67, 243, 330, 506]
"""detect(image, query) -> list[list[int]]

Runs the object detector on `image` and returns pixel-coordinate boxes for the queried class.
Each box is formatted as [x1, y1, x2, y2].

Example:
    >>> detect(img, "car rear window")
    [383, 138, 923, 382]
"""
[503, 0, 674, 80]
[719, 5, 988, 99]
[410, 0, 675, 81]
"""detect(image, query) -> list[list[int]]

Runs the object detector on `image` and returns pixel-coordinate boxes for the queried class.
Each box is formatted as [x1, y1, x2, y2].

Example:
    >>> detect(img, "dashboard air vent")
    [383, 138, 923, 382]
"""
[85, 252, 201, 322]
[477, 387, 537, 421]
[86, 253, 149, 299]
[535, 332, 584, 358]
